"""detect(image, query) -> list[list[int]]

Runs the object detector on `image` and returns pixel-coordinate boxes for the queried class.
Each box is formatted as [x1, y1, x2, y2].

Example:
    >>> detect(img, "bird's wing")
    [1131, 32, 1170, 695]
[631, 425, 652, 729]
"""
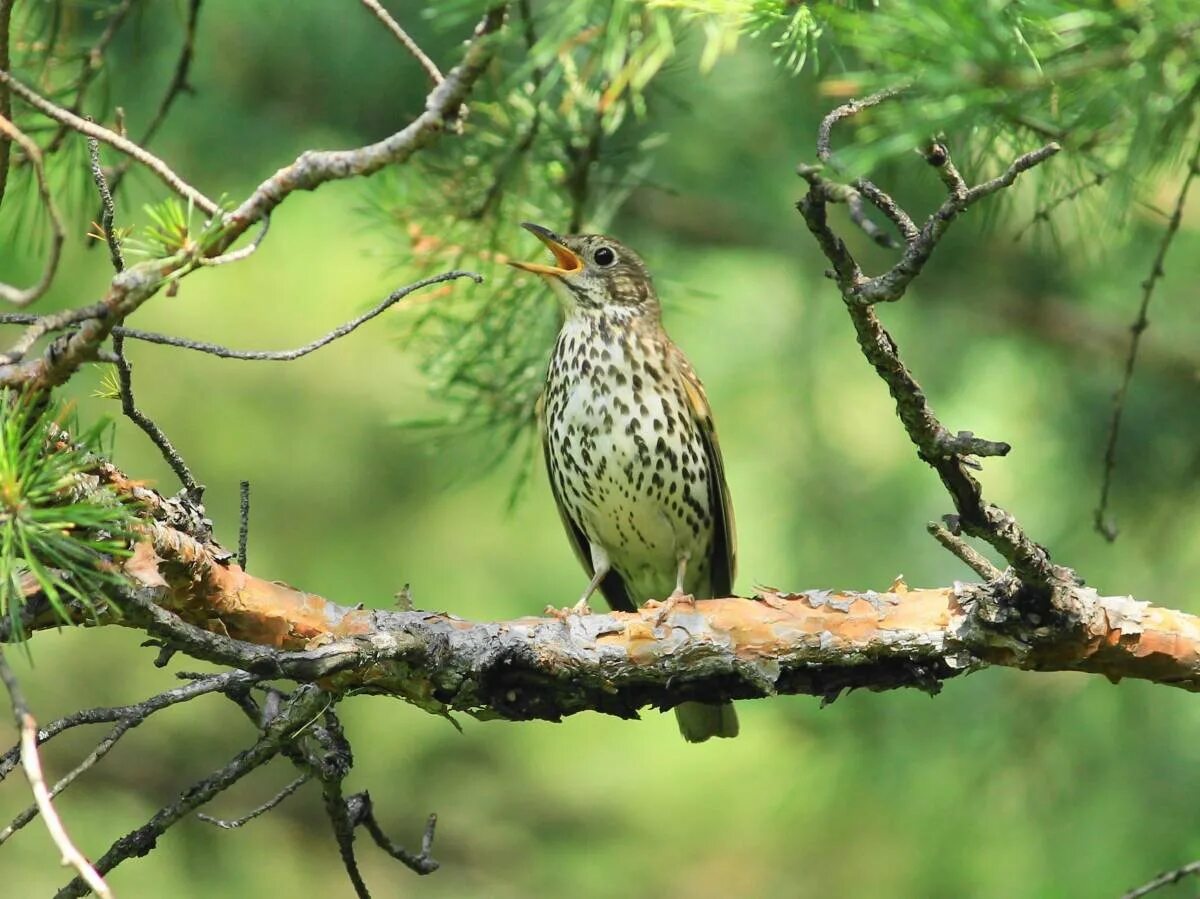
[669, 346, 737, 597]
[537, 392, 636, 612]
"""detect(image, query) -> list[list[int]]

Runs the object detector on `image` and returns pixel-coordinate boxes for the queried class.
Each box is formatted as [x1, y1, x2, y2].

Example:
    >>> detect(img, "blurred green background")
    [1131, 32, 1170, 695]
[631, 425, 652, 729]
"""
[3, 2, 1200, 897]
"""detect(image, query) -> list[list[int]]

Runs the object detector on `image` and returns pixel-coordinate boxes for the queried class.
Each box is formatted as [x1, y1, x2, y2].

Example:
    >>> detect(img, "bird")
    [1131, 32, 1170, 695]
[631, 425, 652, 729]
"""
[509, 222, 739, 743]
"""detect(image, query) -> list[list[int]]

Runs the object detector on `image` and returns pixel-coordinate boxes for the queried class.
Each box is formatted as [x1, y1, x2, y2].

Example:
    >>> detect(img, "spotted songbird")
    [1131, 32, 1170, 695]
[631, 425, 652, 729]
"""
[510, 223, 739, 743]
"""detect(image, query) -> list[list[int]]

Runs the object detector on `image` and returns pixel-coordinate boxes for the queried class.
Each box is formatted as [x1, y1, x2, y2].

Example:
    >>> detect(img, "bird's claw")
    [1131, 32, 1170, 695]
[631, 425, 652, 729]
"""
[645, 590, 696, 628]
[544, 598, 593, 621]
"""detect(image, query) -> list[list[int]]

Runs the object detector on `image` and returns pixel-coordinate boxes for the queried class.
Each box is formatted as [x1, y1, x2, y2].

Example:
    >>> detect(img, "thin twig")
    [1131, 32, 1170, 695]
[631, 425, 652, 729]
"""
[1013, 169, 1106, 242]
[359, 0, 443, 85]
[323, 762, 373, 898]
[114, 270, 481, 361]
[112, 333, 203, 501]
[0, 67, 220, 216]
[927, 521, 1002, 580]
[0, 718, 137, 845]
[54, 685, 330, 898]
[0, 114, 64, 307]
[216, 6, 505, 246]
[816, 86, 908, 163]
[237, 480, 250, 569]
[197, 773, 309, 829]
[0, 670, 263, 782]
[87, 133, 125, 272]
[796, 98, 1067, 600]
[1095, 135, 1200, 541]
[1121, 860, 1200, 899]
[198, 214, 270, 266]
[85, 140, 203, 502]
[0, 649, 113, 899]
[353, 798, 439, 875]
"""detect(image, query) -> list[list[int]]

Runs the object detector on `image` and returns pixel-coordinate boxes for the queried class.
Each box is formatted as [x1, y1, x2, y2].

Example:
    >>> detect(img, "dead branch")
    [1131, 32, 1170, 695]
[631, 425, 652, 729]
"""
[53, 684, 331, 898]
[796, 93, 1069, 603]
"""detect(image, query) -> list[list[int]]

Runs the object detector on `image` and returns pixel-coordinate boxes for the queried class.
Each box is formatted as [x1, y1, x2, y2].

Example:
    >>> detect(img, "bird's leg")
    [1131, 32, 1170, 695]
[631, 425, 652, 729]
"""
[545, 545, 609, 619]
[646, 554, 696, 626]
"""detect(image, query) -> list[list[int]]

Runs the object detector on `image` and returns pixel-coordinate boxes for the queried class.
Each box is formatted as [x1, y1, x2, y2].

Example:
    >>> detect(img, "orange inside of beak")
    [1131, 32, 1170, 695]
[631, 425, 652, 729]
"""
[509, 234, 583, 276]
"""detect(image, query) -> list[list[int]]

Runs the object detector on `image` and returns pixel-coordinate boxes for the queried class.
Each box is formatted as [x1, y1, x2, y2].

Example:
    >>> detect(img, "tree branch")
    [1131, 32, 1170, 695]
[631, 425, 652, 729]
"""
[215, 5, 506, 247]
[14, 462, 1200, 722]
[796, 95, 1069, 603]
[54, 685, 331, 898]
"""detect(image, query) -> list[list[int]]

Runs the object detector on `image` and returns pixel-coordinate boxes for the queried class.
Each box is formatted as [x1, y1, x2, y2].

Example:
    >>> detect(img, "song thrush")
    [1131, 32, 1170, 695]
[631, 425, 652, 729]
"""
[510, 222, 739, 743]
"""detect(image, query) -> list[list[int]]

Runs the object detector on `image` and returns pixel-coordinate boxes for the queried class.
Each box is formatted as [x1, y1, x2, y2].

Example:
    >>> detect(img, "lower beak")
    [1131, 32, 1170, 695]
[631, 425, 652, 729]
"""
[508, 223, 583, 276]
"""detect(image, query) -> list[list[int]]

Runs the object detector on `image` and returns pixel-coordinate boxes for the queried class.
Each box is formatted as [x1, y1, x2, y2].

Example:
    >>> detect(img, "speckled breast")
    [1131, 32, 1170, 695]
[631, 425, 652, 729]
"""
[543, 310, 715, 601]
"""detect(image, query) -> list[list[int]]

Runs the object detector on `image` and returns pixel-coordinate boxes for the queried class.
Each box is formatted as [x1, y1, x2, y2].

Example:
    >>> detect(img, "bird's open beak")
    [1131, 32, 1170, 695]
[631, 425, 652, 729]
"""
[508, 223, 583, 276]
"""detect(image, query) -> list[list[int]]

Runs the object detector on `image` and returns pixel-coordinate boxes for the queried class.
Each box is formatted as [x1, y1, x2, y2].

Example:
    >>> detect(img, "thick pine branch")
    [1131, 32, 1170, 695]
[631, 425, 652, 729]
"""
[15, 462, 1200, 722]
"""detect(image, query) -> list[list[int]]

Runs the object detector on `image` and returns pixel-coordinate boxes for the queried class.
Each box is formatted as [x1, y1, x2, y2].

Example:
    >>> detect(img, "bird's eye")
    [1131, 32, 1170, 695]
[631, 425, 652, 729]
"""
[593, 246, 616, 267]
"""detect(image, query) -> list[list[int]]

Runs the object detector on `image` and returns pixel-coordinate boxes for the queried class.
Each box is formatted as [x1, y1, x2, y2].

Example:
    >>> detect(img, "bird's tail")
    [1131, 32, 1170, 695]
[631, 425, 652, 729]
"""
[674, 701, 739, 743]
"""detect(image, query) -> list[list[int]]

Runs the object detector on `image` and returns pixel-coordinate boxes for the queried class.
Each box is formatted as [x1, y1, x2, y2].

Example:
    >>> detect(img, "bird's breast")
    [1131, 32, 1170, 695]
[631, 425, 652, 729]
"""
[544, 315, 715, 597]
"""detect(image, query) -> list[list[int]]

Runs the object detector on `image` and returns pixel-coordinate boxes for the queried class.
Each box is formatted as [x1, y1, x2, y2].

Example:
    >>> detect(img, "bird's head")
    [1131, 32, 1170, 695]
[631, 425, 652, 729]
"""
[508, 223, 658, 317]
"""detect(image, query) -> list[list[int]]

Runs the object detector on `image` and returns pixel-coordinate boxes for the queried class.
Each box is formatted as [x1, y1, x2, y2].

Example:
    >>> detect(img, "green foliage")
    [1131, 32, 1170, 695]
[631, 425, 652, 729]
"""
[0, 392, 134, 643]
[377, 0, 1200, 470]
[123, 196, 227, 261]
[809, 0, 1199, 187]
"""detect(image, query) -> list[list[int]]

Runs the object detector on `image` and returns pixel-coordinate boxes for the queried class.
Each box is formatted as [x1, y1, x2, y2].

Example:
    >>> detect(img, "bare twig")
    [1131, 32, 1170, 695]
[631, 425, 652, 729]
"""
[0, 115, 64, 307]
[112, 333, 204, 500]
[0, 718, 136, 845]
[322, 754, 373, 898]
[0, 649, 113, 899]
[1096, 135, 1200, 541]
[816, 87, 916, 248]
[197, 214, 270, 267]
[0, 670, 263, 782]
[87, 134, 125, 272]
[796, 96, 1067, 600]
[197, 773, 309, 829]
[54, 685, 330, 898]
[0, 7, 502, 395]
[0, 67, 220, 216]
[359, 0, 444, 85]
[113, 270, 481, 361]
[927, 521, 1002, 580]
[238, 480, 250, 569]
[1121, 860, 1200, 899]
[352, 799, 439, 876]
[216, 5, 506, 246]
[85, 138, 203, 501]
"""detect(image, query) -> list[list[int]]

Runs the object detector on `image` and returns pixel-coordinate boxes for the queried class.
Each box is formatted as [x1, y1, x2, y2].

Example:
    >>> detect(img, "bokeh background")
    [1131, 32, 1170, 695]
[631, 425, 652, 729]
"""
[3, 3, 1200, 897]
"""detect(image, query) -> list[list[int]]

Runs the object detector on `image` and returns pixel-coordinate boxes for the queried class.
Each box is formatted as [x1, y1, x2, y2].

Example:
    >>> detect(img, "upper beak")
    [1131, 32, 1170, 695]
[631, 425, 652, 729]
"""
[508, 223, 584, 276]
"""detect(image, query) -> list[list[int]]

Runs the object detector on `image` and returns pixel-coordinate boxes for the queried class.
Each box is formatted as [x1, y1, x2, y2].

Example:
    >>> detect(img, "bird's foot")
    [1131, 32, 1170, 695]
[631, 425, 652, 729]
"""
[544, 597, 593, 621]
[645, 589, 696, 628]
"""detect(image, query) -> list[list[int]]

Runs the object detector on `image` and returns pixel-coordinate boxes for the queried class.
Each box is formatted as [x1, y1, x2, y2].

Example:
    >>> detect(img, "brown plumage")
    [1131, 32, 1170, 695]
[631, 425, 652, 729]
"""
[510, 222, 738, 742]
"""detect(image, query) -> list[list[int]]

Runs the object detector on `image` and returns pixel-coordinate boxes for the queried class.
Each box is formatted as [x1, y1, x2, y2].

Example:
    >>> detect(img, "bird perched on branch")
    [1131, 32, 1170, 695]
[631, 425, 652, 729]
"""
[510, 223, 738, 743]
